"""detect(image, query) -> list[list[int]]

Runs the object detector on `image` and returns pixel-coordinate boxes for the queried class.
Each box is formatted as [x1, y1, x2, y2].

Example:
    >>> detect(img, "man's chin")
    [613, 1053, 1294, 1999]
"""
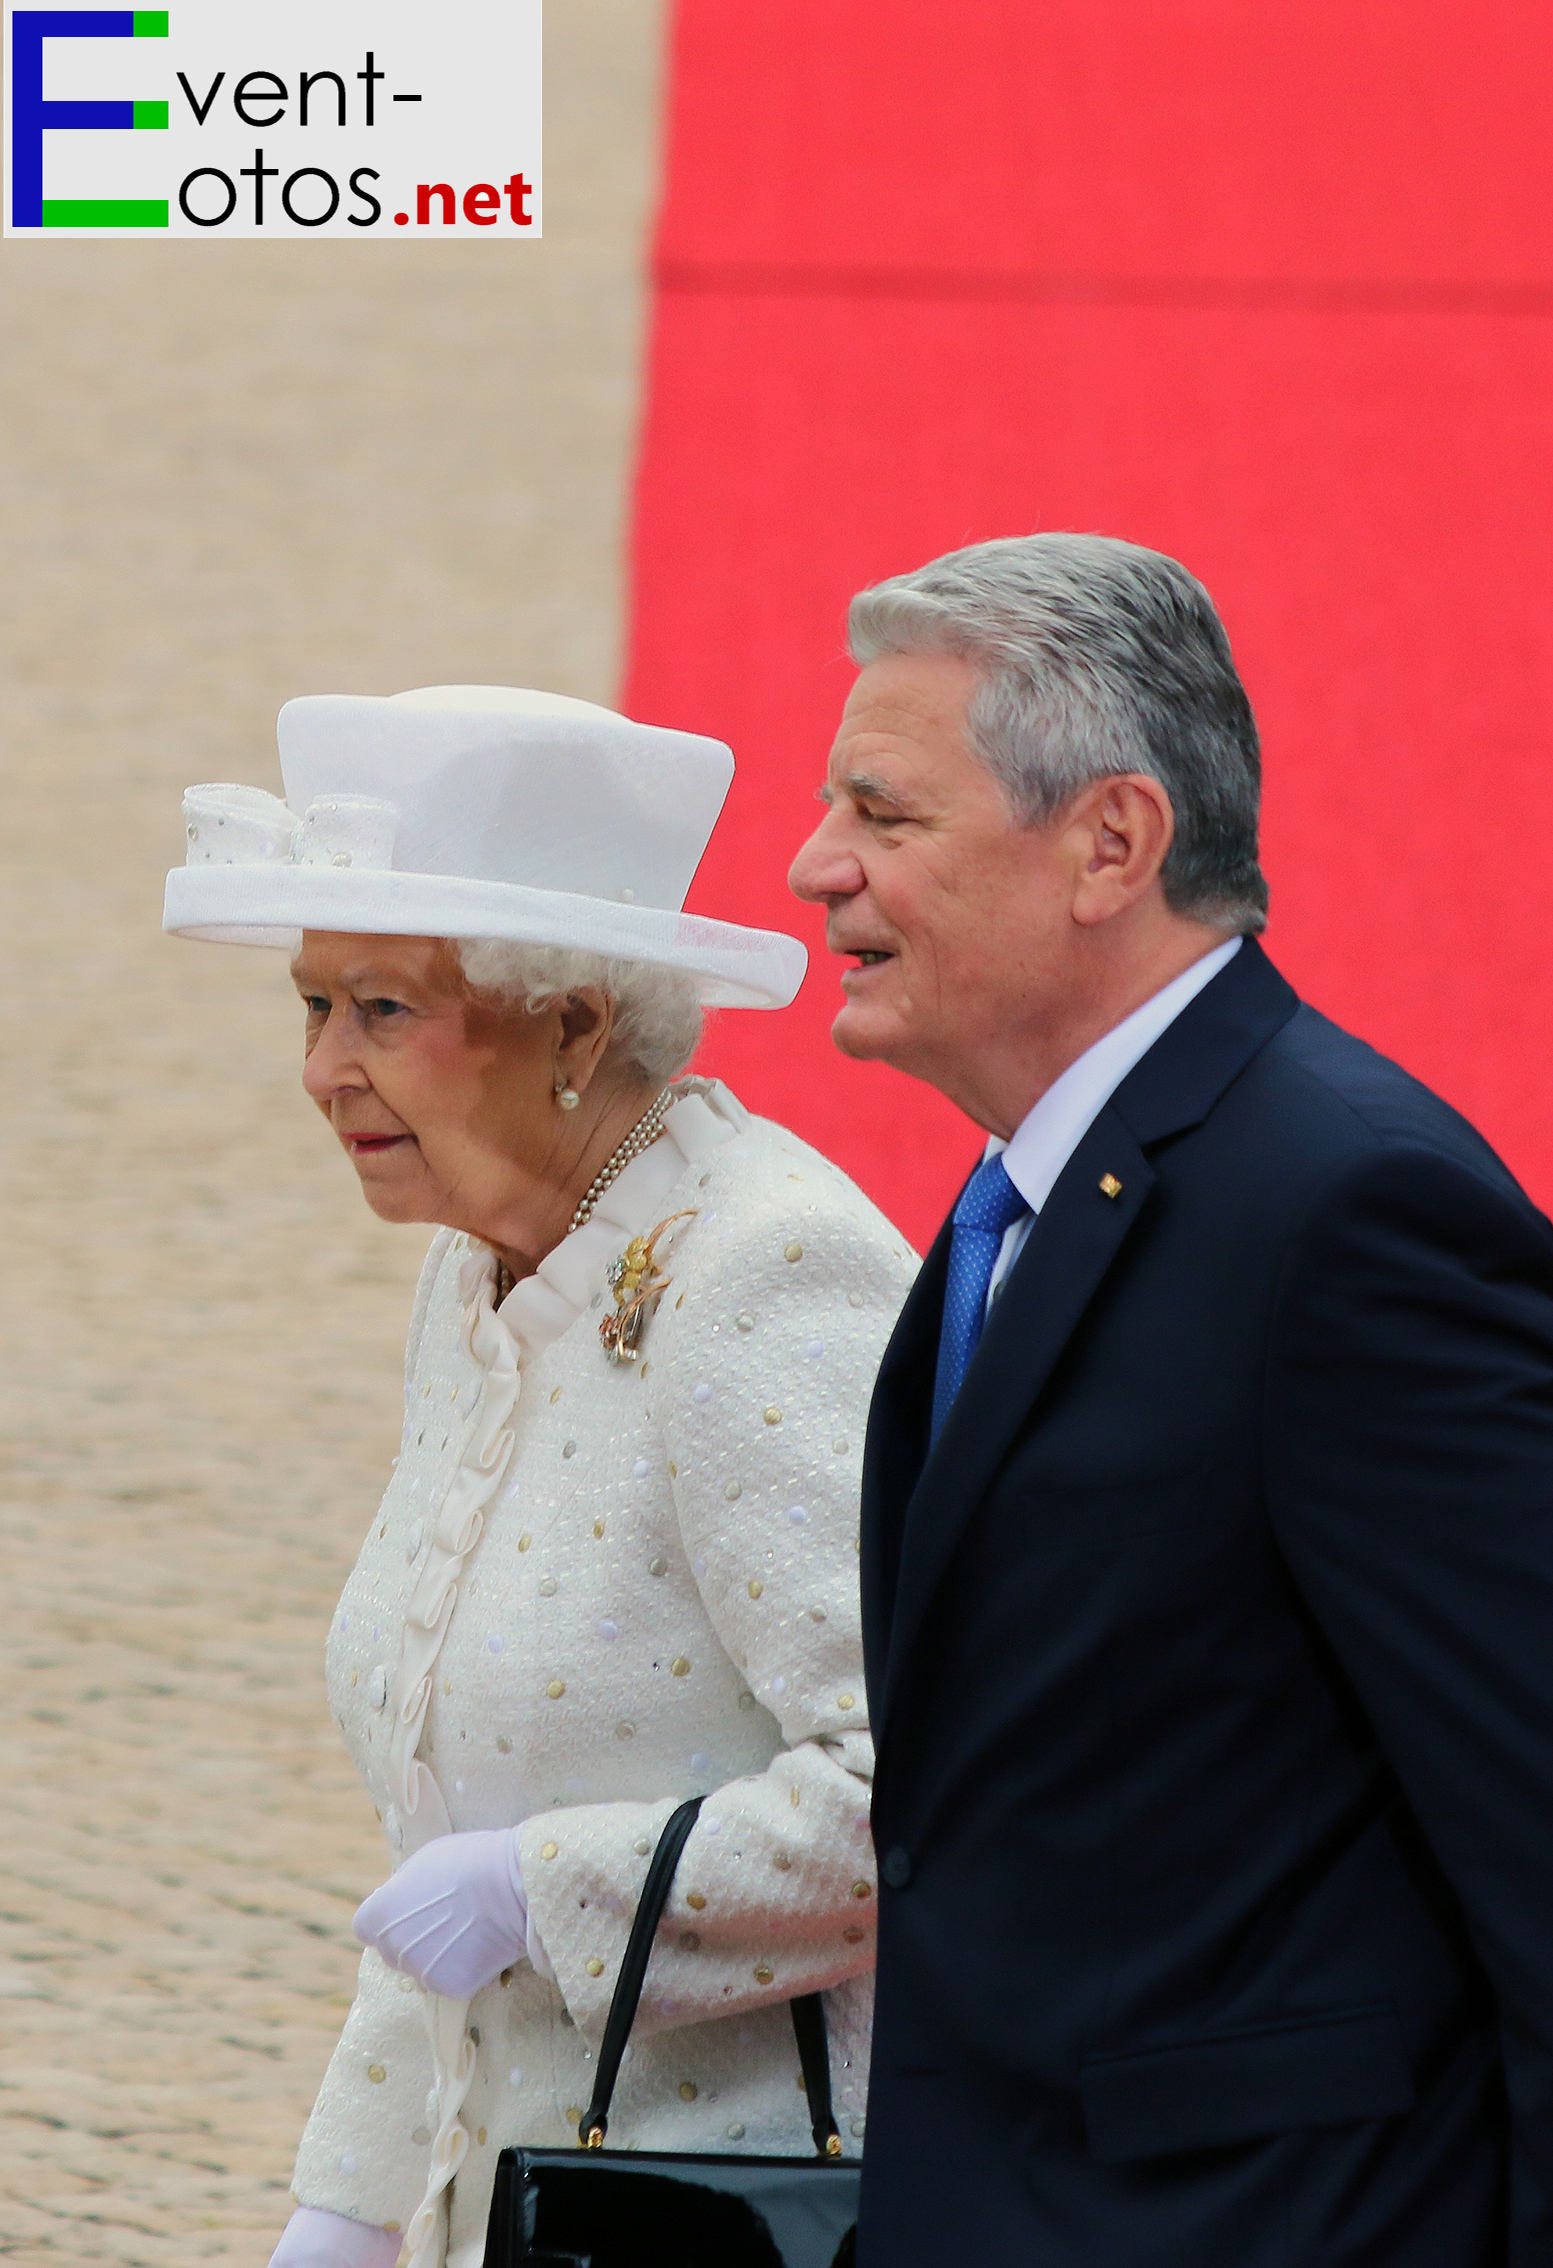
[830, 1003, 901, 1064]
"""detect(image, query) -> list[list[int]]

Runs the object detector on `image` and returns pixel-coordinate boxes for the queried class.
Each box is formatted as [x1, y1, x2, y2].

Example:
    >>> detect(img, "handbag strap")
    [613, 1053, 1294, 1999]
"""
[579, 1796, 843, 2159]
[790, 1987, 846, 2158]
[580, 1796, 704, 2147]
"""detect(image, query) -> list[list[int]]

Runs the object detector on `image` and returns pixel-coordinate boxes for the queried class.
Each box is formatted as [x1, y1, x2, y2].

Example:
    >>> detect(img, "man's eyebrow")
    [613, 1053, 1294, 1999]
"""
[814, 769, 916, 812]
[840, 769, 911, 807]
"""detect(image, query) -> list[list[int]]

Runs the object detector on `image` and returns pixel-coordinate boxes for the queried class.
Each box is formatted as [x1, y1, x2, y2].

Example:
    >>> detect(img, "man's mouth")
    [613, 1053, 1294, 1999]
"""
[837, 948, 896, 993]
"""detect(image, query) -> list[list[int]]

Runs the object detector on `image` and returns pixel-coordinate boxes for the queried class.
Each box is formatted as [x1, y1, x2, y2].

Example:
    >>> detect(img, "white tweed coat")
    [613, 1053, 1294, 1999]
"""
[291, 1079, 918, 2264]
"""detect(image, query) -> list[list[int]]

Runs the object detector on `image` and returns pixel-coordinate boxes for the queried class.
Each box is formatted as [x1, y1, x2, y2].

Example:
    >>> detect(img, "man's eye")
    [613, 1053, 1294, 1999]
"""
[302, 995, 329, 1016]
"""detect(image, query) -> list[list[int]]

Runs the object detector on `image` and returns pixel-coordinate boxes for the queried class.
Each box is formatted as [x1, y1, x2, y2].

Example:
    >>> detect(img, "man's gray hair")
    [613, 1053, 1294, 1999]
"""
[848, 533, 1268, 933]
[455, 941, 704, 1086]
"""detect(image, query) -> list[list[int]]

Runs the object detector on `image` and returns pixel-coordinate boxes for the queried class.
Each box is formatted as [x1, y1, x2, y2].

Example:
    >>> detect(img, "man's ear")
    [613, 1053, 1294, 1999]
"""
[1069, 774, 1176, 928]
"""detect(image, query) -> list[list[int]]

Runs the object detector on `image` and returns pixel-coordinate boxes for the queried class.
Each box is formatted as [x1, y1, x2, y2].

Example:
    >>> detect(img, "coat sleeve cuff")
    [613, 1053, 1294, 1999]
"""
[517, 1798, 681, 2043]
[290, 1948, 435, 2235]
[517, 1737, 876, 2050]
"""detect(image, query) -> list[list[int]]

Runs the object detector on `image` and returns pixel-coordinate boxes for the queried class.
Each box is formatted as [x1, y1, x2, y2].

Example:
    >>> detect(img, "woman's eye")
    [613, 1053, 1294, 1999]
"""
[365, 998, 408, 1019]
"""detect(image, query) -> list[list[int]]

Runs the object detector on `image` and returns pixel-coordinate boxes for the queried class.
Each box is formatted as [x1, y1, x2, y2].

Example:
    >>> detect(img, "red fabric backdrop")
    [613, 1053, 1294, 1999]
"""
[622, 0, 1553, 1252]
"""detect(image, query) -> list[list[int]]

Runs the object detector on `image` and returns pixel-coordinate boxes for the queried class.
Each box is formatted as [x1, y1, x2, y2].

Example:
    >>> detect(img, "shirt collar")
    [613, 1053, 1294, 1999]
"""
[989, 936, 1242, 1216]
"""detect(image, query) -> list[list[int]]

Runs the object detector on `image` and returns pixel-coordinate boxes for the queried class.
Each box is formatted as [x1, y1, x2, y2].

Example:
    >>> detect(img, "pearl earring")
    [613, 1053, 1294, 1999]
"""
[555, 1081, 580, 1111]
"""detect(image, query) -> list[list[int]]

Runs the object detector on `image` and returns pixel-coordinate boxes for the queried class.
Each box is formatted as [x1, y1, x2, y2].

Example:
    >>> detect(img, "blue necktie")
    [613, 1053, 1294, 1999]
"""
[930, 1154, 1030, 1444]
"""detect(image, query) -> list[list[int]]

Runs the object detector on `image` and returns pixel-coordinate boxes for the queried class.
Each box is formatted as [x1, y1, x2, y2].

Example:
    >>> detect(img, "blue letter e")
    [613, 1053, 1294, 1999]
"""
[11, 11, 169, 230]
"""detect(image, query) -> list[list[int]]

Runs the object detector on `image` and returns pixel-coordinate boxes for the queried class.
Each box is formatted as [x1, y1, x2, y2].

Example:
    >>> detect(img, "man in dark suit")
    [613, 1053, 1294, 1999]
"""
[788, 533, 1553, 2265]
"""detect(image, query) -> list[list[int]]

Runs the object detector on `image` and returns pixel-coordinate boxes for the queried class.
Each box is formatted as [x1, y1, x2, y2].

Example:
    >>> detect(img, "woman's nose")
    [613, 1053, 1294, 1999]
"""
[300, 1012, 366, 1101]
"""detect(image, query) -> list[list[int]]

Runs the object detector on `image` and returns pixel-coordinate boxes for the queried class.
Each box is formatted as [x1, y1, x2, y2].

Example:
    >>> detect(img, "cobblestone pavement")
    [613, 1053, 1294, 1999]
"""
[0, 12, 663, 2258]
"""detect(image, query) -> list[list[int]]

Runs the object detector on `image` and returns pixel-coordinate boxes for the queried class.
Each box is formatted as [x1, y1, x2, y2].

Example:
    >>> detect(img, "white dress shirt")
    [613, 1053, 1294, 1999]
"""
[985, 936, 1242, 1307]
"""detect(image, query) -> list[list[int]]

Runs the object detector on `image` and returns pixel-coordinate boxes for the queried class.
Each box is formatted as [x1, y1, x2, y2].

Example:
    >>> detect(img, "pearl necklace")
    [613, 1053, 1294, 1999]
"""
[568, 1088, 673, 1233]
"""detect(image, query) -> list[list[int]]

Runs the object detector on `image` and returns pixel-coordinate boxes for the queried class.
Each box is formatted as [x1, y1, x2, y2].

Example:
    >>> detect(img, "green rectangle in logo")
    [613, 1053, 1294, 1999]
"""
[132, 11, 169, 34]
[41, 200, 170, 228]
[132, 101, 169, 128]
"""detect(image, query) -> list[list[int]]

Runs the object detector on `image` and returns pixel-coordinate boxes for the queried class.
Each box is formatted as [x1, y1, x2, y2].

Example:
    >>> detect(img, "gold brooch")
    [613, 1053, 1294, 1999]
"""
[601, 1211, 696, 1363]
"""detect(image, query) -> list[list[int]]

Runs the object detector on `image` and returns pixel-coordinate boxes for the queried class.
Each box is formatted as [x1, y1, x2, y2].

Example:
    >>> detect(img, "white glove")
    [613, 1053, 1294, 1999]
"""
[267, 2204, 403, 2268]
[353, 1828, 529, 2000]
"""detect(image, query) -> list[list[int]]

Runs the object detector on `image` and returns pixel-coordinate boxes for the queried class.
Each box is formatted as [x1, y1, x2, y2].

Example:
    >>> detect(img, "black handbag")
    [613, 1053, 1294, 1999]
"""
[483, 1796, 860, 2268]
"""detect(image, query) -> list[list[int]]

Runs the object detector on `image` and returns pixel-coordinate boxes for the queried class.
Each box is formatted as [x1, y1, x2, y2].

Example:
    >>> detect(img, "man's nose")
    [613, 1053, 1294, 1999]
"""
[788, 812, 864, 905]
[300, 1011, 366, 1102]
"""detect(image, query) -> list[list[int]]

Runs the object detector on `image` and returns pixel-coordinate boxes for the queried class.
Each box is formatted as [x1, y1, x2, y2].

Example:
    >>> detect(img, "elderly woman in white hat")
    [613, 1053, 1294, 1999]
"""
[164, 687, 916, 2268]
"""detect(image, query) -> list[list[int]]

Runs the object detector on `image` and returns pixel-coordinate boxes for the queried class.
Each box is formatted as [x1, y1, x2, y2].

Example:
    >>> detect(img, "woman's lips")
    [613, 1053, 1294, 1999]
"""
[346, 1133, 410, 1155]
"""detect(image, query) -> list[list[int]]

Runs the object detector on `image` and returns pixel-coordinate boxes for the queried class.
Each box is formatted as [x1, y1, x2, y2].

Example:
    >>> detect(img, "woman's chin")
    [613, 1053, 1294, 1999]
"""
[351, 1163, 431, 1224]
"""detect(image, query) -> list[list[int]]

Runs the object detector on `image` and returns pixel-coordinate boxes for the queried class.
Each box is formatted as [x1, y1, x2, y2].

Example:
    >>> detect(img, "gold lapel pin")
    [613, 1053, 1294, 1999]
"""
[1098, 1173, 1123, 1200]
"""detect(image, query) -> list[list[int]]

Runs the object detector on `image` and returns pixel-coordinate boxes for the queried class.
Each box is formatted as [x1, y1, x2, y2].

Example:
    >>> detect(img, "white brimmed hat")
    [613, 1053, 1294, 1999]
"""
[162, 685, 807, 1010]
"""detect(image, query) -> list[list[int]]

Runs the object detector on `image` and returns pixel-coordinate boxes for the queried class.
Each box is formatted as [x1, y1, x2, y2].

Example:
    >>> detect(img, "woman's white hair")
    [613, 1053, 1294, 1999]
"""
[455, 940, 705, 1086]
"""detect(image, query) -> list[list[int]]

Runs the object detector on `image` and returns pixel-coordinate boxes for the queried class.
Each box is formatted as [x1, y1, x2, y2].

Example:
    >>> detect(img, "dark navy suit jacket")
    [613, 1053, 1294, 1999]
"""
[858, 940, 1553, 2267]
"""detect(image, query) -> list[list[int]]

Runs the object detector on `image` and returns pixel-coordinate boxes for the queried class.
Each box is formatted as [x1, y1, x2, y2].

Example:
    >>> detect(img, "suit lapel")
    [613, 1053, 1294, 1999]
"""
[876, 1106, 1153, 1728]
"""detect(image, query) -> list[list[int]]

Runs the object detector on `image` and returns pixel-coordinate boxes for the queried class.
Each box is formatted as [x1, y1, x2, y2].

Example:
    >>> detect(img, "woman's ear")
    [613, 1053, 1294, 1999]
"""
[554, 987, 615, 1095]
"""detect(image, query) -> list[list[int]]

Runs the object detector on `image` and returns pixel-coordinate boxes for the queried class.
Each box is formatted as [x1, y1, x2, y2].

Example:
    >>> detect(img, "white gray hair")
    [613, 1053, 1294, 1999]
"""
[848, 532, 1268, 933]
[454, 940, 705, 1086]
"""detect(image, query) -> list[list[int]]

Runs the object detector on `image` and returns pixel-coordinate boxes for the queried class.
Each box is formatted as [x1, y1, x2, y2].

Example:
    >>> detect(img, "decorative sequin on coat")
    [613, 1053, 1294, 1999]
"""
[289, 1081, 918, 2266]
